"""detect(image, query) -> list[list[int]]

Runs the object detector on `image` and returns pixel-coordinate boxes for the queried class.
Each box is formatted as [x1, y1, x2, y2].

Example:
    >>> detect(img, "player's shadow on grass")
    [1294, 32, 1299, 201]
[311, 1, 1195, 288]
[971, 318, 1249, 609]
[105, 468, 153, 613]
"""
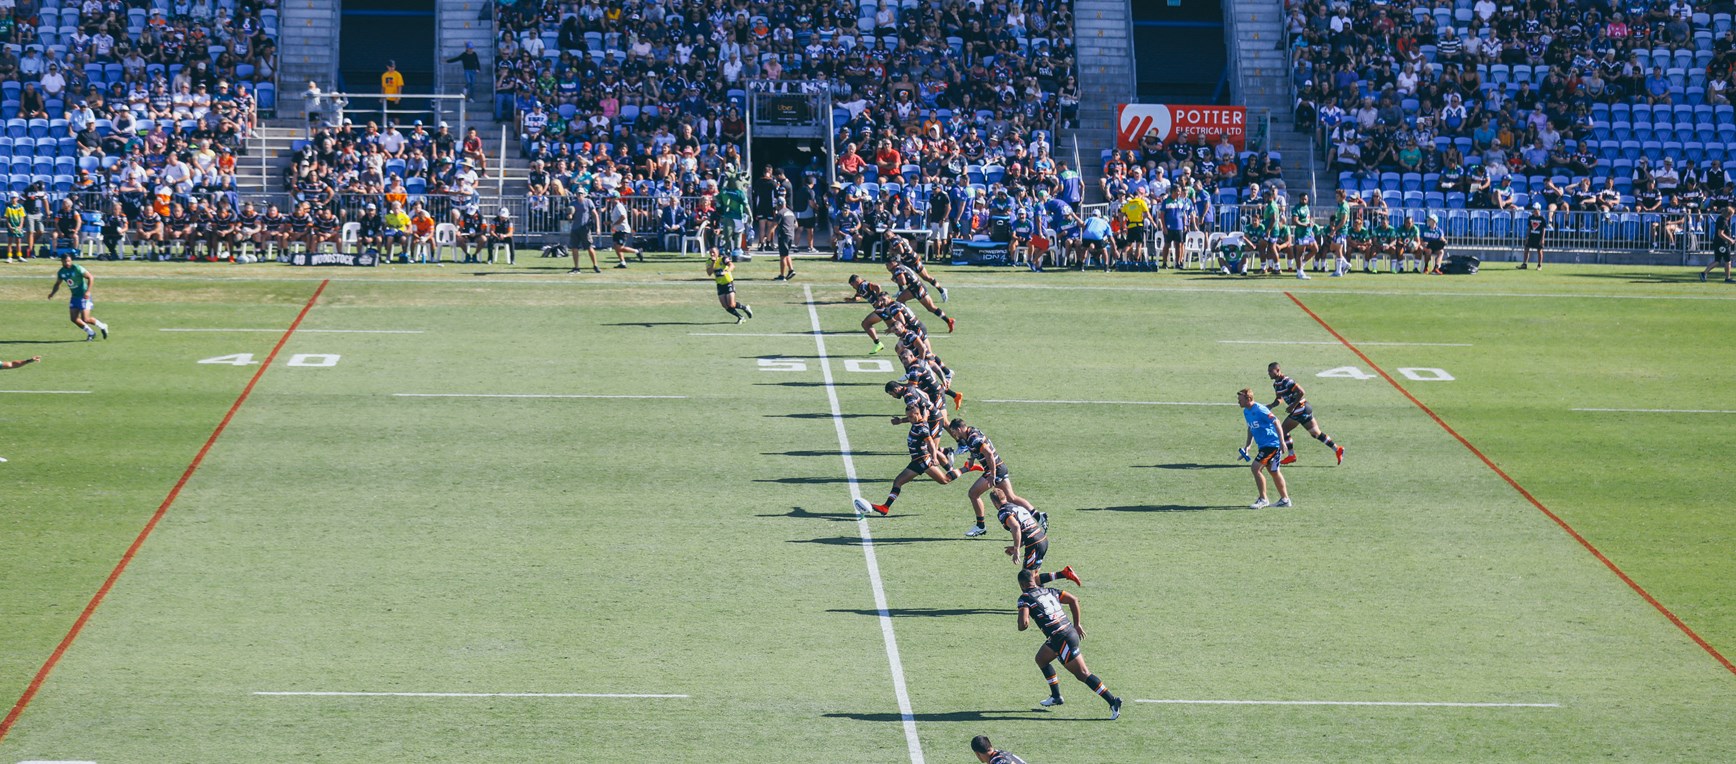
[764, 412, 882, 419]
[825, 710, 1075, 723]
[754, 381, 881, 388]
[791, 536, 955, 546]
[757, 506, 861, 522]
[827, 607, 1013, 618]
[1134, 462, 1241, 470]
[0, 339, 87, 344]
[1564, 271, 1704, 284]
[761, 449, 904, 458]
[603, 321, 733, 327]
[1079, 504, 1249, 512]
[752, 476, 857, 484]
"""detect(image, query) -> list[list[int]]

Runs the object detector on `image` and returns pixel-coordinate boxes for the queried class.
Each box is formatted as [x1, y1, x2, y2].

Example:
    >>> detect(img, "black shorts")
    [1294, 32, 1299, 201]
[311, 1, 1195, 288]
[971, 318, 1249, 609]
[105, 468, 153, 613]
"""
[716, 282, 735, 296]
[905, 457, 930, 474]
[1255, 445, 1283, 473]
[1286, 405, 1314, 425]
[1021, 537, 1049, 570]
[985, 462, 1010, 484]
[1526, 233, 1544, 248]
[1713, 245, 1732, 262]
[798, 216, 816, 230]
[570, 228, 591, 248]
[900, 283, 928, 302]
[778, 239, 792, 257]
[1163, 229, 1184, 244]
[1044, 627, 1082, 663]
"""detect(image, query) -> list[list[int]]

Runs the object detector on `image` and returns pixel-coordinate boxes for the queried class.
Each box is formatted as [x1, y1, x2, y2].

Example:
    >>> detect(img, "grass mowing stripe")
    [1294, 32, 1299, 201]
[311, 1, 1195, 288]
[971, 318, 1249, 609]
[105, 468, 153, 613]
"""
[0, 279, 330, 745]
[1284, 290, 1736, 678]
[391, 393, 688, 400]
[1571, 408, 1736, 414]
[160, 328, 425, 334]
[1217, 340, 1475, 347]
[253, 692, 689, 699]
[802, 284, 925, 764]
[0, 391, 91, 395]
[1134, 699, 1560, 708]
[981, 399, 1236, 407]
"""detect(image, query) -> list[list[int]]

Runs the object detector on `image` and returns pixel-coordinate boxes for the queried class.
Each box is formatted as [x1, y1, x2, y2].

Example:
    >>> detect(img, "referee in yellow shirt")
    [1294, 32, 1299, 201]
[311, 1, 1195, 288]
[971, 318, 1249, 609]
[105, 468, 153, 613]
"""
[381, 61, 404, 105]
[1117, 189, 1150, 268]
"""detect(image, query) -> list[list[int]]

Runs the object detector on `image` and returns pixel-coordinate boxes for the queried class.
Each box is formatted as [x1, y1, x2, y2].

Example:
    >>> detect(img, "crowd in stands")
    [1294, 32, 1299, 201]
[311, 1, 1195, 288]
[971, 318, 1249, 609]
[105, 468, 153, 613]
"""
[491, 0, 1080, 224]
[0, 0, 277, 254]
[1288, 0, 1736, 224]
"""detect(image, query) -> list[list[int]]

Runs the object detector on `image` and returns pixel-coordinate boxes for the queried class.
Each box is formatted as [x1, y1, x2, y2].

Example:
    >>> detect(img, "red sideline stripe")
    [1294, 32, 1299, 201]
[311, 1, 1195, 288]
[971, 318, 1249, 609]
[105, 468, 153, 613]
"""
[0, 280, 330, 744]
[1284, 291, 1736, 677]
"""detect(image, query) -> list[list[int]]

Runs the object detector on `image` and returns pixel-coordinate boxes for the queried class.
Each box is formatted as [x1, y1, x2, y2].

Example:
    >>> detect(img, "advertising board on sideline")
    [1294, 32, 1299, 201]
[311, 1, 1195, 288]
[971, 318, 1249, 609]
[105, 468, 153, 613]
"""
[1115, 104, 1247, 150]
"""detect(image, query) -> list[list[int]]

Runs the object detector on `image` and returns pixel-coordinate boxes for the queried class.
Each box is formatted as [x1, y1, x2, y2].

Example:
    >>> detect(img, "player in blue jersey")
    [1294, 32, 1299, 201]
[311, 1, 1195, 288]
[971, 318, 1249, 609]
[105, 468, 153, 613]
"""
[1238, 387, 1291, 508]
[1040, 190, 1078, 269]
[1156, 185, 1194, 269]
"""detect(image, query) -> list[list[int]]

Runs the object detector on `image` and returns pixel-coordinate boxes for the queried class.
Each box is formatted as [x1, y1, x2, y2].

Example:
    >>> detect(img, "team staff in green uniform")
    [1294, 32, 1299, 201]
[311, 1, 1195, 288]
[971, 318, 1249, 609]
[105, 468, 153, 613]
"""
[48, 254, 109, 340]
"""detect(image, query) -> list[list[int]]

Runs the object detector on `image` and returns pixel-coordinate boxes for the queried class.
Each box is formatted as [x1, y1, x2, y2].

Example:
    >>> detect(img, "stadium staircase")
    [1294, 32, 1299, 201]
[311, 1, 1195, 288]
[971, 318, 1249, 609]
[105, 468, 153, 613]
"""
[1069, 0, 1137, 204]
[436, 0, 494, 98]
[278, 1, 341, 120]
[1228, 0, 1316, 200]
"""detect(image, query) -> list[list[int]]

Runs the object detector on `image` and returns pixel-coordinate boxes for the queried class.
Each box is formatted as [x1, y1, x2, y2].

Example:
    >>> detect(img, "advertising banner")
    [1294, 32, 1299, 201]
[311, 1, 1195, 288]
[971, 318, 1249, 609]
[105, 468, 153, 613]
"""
[287, 249, 381, 266]
[1115, 104, 1247, 150]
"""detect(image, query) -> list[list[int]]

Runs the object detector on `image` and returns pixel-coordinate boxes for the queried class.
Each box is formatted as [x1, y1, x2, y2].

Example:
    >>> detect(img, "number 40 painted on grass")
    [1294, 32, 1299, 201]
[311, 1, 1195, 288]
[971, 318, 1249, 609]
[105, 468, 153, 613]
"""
[1317, 366, 1455, 381]
[198, 353, 342, 367]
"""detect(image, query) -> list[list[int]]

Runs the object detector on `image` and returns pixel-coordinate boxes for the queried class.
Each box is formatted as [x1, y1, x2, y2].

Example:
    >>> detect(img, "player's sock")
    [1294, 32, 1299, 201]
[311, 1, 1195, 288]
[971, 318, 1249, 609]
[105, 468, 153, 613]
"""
[84, 326, 95, 338]
[974, 520, 986, 531]
[1315, 432, 1337, 449]
[1085, 674, 1118, 704]
[725, 306, 741, 317]
[944, 468, 962, 481]
[883, 487, 900, 506]
[1037, 572, 1056, 585]
[1042, 664, 1061, 699]
[1283, 436, 1295, 453]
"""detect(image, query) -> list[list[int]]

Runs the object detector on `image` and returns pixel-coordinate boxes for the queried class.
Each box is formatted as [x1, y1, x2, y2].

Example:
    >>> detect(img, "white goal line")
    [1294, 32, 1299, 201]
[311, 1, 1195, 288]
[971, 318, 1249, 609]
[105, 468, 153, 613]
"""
[254, 691, 688, 699]
[1135, 699, 1559, 708]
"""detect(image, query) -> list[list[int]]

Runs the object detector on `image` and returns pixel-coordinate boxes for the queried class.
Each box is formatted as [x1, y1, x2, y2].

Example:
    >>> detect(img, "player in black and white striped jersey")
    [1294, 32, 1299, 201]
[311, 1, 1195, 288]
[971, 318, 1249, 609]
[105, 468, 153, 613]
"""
[995, 488, 1082, 588]
[862, 381, 980, 516]
[1267, 362, 1344, 466]
[970, 735, 1028, 763]
[1016, 568, 1122, 719]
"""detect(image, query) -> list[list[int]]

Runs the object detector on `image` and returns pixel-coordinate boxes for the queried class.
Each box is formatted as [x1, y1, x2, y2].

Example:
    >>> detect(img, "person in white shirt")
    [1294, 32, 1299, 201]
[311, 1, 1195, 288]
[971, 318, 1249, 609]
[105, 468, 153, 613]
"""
[1473, 0, 1496, 21]
[39, 65, 65, 97]
[379, 125, 405, 156]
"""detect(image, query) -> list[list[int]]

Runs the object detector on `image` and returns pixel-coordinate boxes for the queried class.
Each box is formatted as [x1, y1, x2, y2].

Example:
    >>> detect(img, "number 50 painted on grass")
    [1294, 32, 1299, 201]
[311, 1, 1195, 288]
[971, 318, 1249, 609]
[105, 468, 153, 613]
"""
[198, 353, 342, 367]
[1318, 366, 1455, 381]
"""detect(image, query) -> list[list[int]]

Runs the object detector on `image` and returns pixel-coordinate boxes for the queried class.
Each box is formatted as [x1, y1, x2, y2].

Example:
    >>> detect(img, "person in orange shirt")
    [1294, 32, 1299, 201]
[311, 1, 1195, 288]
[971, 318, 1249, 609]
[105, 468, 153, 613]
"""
[409, 203, 436, 263]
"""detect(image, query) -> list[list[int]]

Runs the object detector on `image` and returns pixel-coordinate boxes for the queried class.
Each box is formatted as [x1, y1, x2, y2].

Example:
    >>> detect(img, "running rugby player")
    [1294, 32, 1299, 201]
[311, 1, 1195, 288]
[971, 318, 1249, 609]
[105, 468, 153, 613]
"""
[1016, 569, 1122, 719]
[1267, 362, 1343, 465]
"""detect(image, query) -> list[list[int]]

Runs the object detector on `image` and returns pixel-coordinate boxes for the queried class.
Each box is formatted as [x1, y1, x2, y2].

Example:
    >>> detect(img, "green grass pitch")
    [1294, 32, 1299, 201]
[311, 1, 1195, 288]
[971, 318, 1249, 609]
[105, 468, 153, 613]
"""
[1, 257, 1733, 762]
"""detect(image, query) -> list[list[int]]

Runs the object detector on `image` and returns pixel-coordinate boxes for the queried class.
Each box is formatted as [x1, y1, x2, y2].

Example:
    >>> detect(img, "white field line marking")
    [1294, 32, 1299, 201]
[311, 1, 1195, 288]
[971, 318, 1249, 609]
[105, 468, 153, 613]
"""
[982, 399, 1236, 407]
[1218, 340, 1473, 347]
[6, 272, 1731, 301]
[803, 284, 924, 764]
[160, 328, 425, 334]
[393, 393, 687, 400]
[17, 760, 98, 763]
[1135, 699, 1559, 708]
[254, 691, 687, 699]
[1572, 407, 1736, 414]
[0, 390, 92, 394]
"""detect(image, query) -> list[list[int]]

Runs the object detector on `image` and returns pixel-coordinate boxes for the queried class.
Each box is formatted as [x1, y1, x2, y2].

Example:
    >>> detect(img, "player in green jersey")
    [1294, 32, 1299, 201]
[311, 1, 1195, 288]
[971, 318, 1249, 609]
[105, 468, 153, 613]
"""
[716, 184, 750, 254]
[48, 254, 108, 340]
